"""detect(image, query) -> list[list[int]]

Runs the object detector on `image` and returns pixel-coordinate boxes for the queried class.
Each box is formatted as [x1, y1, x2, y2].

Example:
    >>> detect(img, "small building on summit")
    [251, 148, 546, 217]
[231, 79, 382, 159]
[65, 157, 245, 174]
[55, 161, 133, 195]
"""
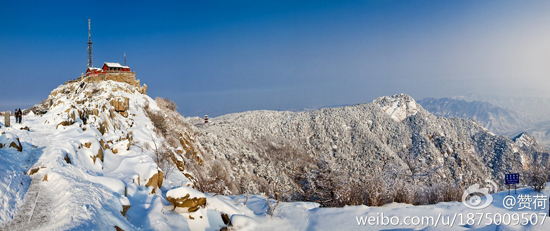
[102, 62, 131, 72]
[86, 62, 130, 76]
[86, 67, 103, 76]
[78, 63, 145, 94]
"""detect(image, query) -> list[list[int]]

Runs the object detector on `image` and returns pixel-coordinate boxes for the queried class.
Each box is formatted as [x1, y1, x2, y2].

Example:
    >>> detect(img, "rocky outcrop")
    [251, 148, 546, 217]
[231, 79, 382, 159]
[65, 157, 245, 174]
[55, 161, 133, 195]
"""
[166, 187, 206, 212]
[145, 170, 163, 193]
[0, 133, 23, 152]
[110, 97, 129, 112]
[56, 120, 75, 129]
[512, 132, 550, 167]
[374, 93, 419, 122]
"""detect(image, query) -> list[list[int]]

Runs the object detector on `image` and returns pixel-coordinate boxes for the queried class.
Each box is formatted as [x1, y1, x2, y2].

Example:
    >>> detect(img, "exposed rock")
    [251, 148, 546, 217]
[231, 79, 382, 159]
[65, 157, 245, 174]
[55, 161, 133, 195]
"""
[166, 187, 207, 212]
[92, 147, 104, 163]
[28, 167, 44, 175]
[56, 120, 74, 129]
[121, 205, 131, 217]
[64, 153, 71, 164]
[110, 97, 130, 112]
[0, 133, 23, 152]
[140, 84, 147, 94]
[374, 93, 419, 122]
[221, 213, 231, 225]
[99, 139, 109, 150]
[145, 170, 163, 193]
[171, 154, 185, 171]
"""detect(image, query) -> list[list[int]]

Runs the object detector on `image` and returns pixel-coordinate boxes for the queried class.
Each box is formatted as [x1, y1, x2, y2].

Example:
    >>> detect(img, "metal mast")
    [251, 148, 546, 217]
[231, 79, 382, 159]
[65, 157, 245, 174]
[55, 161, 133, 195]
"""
[124, 52, 127, 66]
[87, 19, 93, 68]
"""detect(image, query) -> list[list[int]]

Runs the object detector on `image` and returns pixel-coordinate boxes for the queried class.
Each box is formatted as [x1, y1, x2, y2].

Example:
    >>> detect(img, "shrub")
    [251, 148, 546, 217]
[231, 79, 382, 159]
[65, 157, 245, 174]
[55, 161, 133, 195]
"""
[156, 97, 177, 111]
[145, 108, 168, 137]
[525, 164, 549, 192]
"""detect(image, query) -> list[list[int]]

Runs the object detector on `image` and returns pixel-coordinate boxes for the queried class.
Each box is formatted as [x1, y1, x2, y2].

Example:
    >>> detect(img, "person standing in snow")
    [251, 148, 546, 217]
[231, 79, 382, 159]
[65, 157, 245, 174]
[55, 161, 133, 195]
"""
[14, 109, 19, 123]
[18, 108, 22, 123]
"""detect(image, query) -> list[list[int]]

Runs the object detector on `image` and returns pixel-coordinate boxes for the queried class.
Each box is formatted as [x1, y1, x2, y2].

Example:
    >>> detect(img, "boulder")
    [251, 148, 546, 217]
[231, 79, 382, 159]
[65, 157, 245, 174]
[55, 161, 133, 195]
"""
[145, 170, 163, 193]
[28, 166, 45, 175]
[0, 133, 23, 152]
[120, 197, 131, 217]
[166, 187, 207, 212]
[93, 147, 104, 163]
[56, 120, 74, 129]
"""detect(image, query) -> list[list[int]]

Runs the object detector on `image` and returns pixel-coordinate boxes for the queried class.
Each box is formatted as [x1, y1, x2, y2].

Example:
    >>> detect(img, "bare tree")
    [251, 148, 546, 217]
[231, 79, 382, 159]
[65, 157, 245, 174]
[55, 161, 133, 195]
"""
[525, 163, 549, 192]
[149, 131, 176, 179]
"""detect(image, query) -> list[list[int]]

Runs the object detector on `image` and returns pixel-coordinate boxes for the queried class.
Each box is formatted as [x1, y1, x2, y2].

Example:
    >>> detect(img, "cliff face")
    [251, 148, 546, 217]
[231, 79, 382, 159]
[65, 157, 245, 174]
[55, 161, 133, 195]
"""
[192, 94, 544, 205]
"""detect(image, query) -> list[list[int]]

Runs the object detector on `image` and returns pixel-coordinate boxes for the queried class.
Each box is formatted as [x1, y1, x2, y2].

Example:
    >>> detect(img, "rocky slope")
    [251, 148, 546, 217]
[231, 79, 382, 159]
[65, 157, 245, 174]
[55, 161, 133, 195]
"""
[191, 94, 548, 206]
[0, 76, 235, 230]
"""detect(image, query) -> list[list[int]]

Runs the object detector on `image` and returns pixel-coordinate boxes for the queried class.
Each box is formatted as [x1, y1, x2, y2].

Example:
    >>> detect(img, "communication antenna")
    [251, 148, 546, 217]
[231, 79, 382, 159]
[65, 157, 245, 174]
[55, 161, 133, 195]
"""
[87, 19, 93, 68]
[124, 52, 127, 66]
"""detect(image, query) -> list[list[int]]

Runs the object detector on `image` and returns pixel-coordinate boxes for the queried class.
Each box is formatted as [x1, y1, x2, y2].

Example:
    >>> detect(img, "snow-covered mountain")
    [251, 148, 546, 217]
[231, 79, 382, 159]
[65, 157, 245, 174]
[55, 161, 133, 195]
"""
[1, 73, 549, 230]
[192, 93, 548, 207]
[0, 76, 240, 230]
[418, 97, 550, 148]
[418, 97, 530, 137]
[457, 94, 550, 123]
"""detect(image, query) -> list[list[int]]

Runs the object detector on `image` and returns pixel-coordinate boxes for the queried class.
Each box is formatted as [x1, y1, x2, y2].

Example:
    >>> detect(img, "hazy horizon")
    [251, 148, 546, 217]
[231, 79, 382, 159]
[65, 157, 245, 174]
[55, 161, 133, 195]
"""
[2, 0, 550, 117]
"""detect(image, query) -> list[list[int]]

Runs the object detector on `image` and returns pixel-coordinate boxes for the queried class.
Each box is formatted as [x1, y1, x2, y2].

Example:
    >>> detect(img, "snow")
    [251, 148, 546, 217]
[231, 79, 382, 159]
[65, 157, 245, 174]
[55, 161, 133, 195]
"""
[2, 78, 550, 230]
[166, 186, 205, 199]
[374, 93, 419, 122]
[0, 137, 33, 226]
[0, 132, 21, 150]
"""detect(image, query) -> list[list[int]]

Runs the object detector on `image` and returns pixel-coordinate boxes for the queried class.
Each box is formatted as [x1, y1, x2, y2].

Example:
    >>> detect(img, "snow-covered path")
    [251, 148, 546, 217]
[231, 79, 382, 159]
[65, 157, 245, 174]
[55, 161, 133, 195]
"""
[0, 120, 46, 228]
[2, 173, 51, 230]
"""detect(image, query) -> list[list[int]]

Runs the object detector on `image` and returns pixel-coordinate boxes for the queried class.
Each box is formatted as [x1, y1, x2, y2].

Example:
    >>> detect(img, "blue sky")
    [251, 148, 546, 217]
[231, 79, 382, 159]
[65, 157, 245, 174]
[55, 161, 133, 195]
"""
[1, 0, 550, 117]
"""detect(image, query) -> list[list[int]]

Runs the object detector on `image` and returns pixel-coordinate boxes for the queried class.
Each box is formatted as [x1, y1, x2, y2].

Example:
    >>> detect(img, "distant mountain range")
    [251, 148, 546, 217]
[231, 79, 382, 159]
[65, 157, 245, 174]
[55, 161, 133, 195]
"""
[418, 97, 550, 148]
[417, 98, 531, 137]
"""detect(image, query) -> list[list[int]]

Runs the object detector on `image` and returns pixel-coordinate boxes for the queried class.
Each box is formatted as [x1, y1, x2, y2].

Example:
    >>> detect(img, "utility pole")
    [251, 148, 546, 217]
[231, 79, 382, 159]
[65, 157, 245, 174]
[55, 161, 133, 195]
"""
[87, 19, 93, 68]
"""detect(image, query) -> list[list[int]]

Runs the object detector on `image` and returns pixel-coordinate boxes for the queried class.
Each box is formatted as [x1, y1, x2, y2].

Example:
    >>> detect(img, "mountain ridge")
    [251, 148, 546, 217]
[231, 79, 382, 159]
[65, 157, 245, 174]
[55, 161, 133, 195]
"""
[191, 93, 548, 206]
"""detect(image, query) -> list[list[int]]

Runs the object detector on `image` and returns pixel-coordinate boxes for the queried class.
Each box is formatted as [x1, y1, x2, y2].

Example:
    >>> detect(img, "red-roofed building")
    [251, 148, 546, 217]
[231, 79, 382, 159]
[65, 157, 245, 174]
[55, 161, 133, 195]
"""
[86, 62, 130, 76]
[85, 67, 103, 76]
[102, 62, 131, 72]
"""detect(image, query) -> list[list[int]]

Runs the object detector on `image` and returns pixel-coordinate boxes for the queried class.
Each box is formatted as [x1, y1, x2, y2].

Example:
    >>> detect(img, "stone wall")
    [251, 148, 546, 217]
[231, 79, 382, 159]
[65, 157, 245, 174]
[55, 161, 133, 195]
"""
[69, 72, 147, 94]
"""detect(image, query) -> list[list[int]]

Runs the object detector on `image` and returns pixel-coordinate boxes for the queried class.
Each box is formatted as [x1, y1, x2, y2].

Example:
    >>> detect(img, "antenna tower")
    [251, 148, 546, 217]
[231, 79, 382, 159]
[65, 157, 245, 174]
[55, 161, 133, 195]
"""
[124, 53, 127, 66]
[87, 19, 93, 68]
